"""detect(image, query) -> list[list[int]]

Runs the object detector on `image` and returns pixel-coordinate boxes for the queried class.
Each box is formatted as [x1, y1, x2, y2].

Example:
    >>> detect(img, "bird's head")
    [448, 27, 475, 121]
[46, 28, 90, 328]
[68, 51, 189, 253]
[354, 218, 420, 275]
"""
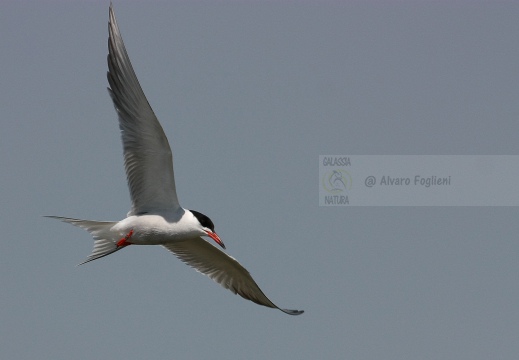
[190, 210, 225, 249]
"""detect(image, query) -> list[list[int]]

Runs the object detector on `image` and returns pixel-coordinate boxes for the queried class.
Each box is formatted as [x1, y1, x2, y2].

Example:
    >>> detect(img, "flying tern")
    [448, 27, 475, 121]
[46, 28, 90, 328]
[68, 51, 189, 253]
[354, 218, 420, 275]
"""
[47, 4, 303, 316]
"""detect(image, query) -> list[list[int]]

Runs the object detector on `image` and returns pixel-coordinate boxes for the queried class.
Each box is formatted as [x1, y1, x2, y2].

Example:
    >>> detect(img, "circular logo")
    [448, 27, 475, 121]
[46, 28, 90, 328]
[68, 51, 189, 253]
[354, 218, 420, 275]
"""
[322, 169, 352, 194]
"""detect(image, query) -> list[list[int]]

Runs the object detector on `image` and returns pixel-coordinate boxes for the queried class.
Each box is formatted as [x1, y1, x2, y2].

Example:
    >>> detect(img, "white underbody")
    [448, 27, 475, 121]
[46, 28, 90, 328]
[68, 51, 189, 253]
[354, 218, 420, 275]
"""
[111, 209, 205, 245]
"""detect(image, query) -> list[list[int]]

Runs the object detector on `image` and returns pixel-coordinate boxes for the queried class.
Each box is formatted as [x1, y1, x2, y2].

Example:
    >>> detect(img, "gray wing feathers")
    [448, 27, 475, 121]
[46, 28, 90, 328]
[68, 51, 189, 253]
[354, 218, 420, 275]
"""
[107, 5, 179, 215]
[162, 239, 304, 315]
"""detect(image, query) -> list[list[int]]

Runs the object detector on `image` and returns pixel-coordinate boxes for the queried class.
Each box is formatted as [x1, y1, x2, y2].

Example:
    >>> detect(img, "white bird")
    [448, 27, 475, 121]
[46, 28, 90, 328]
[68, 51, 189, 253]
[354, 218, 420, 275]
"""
[47, 4, 303, 316]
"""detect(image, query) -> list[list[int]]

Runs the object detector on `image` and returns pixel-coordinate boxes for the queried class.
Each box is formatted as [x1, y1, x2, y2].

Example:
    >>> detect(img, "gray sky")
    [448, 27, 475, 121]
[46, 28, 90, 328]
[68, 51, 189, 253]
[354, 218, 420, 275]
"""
[2, 1, 519, 359]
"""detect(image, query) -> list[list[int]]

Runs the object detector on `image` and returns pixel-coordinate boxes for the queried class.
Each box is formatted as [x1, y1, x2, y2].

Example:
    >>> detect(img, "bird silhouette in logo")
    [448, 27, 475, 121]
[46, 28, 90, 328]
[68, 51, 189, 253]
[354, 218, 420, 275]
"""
[328, 170, 348, 192]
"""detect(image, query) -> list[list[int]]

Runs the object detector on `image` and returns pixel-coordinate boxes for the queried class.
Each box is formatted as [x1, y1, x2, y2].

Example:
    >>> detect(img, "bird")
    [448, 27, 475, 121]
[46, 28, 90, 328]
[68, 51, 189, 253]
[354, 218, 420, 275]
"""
[46, 3, 303, 316]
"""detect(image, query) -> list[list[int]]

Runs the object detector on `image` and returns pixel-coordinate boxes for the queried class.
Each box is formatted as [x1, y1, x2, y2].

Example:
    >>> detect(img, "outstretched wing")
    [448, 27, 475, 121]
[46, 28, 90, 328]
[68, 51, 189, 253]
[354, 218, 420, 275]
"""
[107, 4, 180, 215]
[163, 238, 303, 315]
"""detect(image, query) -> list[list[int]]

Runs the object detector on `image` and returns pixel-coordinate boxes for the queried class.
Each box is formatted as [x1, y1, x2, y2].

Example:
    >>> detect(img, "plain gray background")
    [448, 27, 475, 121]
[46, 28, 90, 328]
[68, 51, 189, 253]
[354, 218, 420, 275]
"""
[2, 1, 519, 359]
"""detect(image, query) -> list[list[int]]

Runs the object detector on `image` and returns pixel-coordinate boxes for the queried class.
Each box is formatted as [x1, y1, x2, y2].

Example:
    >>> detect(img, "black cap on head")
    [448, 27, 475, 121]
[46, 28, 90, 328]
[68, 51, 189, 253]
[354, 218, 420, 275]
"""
[190, 210, 215, 232]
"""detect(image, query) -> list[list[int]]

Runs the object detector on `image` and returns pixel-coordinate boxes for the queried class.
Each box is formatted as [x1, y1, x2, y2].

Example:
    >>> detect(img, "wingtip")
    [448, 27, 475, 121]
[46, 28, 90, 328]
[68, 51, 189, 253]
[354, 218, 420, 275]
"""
[109, 3, 116, 27]
[43, 215, 67, 221]
[281, 308, 304, 316]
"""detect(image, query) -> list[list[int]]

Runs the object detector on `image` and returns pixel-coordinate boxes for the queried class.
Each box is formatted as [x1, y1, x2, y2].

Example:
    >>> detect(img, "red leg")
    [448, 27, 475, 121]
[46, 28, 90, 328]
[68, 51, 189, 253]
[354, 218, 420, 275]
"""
[116, 229, 134, 247]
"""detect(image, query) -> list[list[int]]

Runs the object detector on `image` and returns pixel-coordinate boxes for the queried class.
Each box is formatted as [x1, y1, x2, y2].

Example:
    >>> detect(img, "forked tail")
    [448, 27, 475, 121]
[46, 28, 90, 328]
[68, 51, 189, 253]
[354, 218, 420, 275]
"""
[45, 216, 120, 265]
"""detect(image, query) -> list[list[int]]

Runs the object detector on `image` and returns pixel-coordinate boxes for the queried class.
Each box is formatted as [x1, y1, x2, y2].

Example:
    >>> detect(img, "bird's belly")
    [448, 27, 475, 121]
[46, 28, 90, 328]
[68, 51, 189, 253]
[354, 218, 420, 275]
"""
[111, 214, 194, 245]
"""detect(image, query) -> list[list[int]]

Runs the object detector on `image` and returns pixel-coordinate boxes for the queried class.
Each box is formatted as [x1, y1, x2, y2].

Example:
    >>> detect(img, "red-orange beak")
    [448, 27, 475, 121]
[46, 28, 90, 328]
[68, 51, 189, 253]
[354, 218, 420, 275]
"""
[205, 230, 225, 249]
